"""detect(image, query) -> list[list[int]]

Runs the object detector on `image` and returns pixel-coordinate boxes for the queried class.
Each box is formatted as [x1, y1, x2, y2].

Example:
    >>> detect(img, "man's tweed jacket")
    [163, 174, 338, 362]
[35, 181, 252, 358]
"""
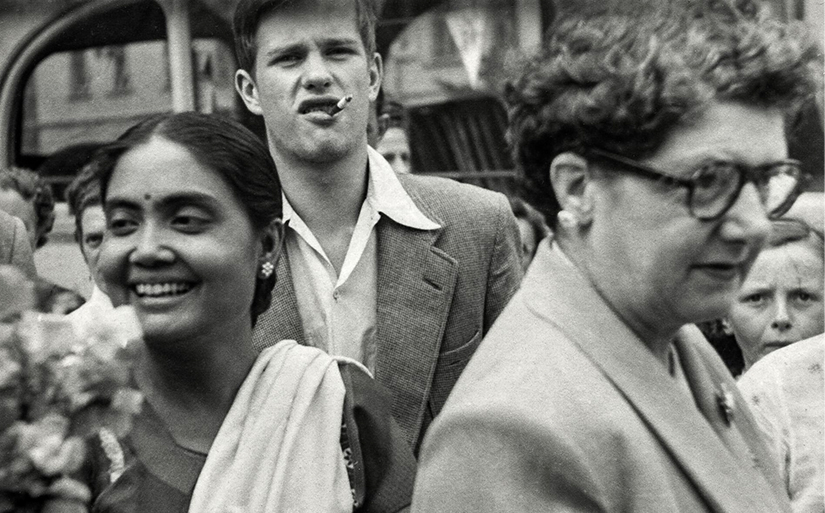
[252, 169, 523, 451]
[0, 209, 36, 277]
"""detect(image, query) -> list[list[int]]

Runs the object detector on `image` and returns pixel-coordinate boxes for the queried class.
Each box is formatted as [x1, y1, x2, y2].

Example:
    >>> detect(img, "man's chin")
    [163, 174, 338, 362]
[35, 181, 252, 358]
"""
[296, 140, 355, 165]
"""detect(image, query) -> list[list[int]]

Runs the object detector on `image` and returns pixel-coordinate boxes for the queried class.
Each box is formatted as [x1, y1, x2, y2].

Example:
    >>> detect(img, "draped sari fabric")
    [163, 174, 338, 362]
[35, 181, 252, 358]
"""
[188, 340, 352, 513]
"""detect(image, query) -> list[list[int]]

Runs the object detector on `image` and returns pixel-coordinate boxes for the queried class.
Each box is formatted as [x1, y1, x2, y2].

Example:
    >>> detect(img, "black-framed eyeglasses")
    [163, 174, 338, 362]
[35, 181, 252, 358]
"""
[589, 148, 805, 221]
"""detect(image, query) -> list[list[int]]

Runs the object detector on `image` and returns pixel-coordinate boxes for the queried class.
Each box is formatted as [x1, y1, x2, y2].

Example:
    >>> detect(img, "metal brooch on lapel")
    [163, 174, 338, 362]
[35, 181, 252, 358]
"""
[716, 383, 735, 426]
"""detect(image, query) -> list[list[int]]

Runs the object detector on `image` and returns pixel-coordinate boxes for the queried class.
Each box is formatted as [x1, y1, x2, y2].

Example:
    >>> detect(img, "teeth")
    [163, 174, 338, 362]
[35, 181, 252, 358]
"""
[134, 282, 192, 297]
[305, 104, 333, 114]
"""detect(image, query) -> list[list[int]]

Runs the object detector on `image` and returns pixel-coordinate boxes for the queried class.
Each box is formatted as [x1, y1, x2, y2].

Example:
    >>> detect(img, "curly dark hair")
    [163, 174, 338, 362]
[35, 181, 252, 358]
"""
[505, 0, 821, 227]
[0, 167, 55, 249]
[88, 112, 282, 327]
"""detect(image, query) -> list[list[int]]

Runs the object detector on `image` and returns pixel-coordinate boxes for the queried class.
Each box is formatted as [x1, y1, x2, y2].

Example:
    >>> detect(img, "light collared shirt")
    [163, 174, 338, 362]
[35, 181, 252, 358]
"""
[282, 147, 440, 372]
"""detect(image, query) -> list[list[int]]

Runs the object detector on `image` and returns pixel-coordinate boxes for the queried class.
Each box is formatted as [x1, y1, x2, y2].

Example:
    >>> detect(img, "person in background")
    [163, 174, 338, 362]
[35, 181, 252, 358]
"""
[376, 126, 411, 175]
[64, 162, 114, 333]
[375, 101, 412, 175]
[412, 2, 817, 511]
[728, 192, 824, 371]
[509, 196, 549, 272]
[77, 112, 415, 512]
[0, 167, 53, 252]
[0, 167, 84, 314]
[0, 208, 36, 280]
[233, 0, 522, 452]
[738, 333, 824, 513]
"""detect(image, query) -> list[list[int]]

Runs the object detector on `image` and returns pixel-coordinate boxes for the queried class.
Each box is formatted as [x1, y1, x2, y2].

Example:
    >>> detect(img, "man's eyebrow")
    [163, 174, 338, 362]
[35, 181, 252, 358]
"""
[264, 43, 306, 58]
[264, 37, 360, 56]
[321, 37, 360, 47]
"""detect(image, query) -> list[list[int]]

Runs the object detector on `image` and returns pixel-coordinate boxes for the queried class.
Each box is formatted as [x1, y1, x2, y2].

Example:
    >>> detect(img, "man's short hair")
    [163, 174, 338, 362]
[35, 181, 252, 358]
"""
[64, 162, 102, 244]
[233, 0, 378, 73]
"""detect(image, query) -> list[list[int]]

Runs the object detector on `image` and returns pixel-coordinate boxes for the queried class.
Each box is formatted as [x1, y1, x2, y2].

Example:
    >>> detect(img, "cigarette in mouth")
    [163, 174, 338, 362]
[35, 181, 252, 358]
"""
[330, 94, 353, 115]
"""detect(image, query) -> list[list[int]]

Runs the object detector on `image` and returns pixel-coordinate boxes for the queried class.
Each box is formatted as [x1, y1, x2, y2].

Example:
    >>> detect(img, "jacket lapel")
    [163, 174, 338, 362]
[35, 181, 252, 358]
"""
[674, 332, 789, 506]
[374, 217, 457, 443]
[524, 244, 789, 513]
[252, 252, 305, 352]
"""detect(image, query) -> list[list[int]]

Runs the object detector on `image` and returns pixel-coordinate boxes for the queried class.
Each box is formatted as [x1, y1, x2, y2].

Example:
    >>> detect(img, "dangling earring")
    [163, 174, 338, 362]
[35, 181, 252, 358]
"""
[720, 318, 733, 336]
[260, 261, 274, 279]
[557, 209, 579, 229]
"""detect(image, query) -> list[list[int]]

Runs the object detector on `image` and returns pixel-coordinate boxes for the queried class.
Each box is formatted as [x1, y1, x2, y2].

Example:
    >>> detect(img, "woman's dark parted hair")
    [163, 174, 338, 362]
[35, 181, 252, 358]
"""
[0, 167, 55, 249]
[89, 112, 282, 326]
[233, 0, 377, 73]
[505, 0, 821, 227]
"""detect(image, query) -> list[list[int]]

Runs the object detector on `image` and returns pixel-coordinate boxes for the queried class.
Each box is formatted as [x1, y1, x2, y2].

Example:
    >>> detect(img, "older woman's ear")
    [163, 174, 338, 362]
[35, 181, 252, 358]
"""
[549, 152, 595, 228]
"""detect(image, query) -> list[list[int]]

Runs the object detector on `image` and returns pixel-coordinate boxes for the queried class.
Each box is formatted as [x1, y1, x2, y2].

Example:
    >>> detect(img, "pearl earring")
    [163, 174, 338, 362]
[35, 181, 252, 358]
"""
[557, 209, 579, 229]
[260, 261, 274, 278]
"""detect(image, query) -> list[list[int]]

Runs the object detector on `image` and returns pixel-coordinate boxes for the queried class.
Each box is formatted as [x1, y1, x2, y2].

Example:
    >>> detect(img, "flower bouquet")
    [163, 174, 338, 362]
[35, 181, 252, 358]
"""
[0, 266, 143, 513]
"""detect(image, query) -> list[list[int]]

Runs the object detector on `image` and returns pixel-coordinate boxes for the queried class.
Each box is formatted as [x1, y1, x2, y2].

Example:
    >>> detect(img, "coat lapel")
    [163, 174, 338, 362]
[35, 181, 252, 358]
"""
[674, 332, 790, 505]
[252, 251, 305, 352]
[524, 244, 789, 513]
[375, 217, 457, 443]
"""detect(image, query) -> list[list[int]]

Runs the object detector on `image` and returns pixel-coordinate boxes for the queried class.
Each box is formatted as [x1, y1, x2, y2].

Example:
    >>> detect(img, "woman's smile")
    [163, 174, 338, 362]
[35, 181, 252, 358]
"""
[133, 282, 193, 297]
[99, 137, 264, 342]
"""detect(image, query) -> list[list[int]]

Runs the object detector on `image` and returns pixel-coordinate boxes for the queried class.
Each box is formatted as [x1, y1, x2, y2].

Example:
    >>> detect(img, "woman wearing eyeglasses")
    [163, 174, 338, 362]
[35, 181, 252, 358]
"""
[411, 3, 818, 513]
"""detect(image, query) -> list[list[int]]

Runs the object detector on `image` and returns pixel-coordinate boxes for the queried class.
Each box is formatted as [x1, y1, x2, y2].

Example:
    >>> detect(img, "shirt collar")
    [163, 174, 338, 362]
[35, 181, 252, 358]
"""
[282, 148, 440, 232]
[366, 146, 440, 230]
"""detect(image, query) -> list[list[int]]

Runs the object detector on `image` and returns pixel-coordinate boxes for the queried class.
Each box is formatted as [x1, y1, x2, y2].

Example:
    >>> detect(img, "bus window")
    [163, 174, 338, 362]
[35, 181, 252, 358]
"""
[21, 37, 236, 160]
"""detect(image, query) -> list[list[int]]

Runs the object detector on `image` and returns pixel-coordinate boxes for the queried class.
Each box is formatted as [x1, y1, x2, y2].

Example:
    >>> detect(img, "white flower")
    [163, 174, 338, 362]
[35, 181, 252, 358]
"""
[17, 312, 79, 361]
[71, 305, 142, 349]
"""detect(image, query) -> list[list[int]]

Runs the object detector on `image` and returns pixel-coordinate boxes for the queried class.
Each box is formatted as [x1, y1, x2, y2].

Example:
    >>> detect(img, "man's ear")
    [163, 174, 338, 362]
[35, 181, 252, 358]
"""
[235, 69, 263, 116]
[368, 52, 383, 102]
[549, 152, 595, 226]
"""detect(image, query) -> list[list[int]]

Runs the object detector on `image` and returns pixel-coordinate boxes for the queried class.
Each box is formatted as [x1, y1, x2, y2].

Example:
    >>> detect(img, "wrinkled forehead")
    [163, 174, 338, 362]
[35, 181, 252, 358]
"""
[754, 239, 825, 275]
[253, 0, 363, 58]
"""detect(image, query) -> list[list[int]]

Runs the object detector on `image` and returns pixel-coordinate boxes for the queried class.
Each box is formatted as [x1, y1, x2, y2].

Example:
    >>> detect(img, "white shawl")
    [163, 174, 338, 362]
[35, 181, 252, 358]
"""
[188, 340, 352, 513]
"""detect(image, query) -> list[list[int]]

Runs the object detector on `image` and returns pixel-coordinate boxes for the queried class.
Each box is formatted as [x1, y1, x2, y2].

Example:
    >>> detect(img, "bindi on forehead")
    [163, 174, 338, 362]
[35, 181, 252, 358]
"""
[144, 193, 152, 201]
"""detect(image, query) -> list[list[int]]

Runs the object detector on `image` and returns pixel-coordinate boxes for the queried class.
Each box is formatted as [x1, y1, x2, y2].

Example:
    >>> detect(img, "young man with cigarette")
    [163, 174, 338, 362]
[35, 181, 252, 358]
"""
[233, 0, 522, 452]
